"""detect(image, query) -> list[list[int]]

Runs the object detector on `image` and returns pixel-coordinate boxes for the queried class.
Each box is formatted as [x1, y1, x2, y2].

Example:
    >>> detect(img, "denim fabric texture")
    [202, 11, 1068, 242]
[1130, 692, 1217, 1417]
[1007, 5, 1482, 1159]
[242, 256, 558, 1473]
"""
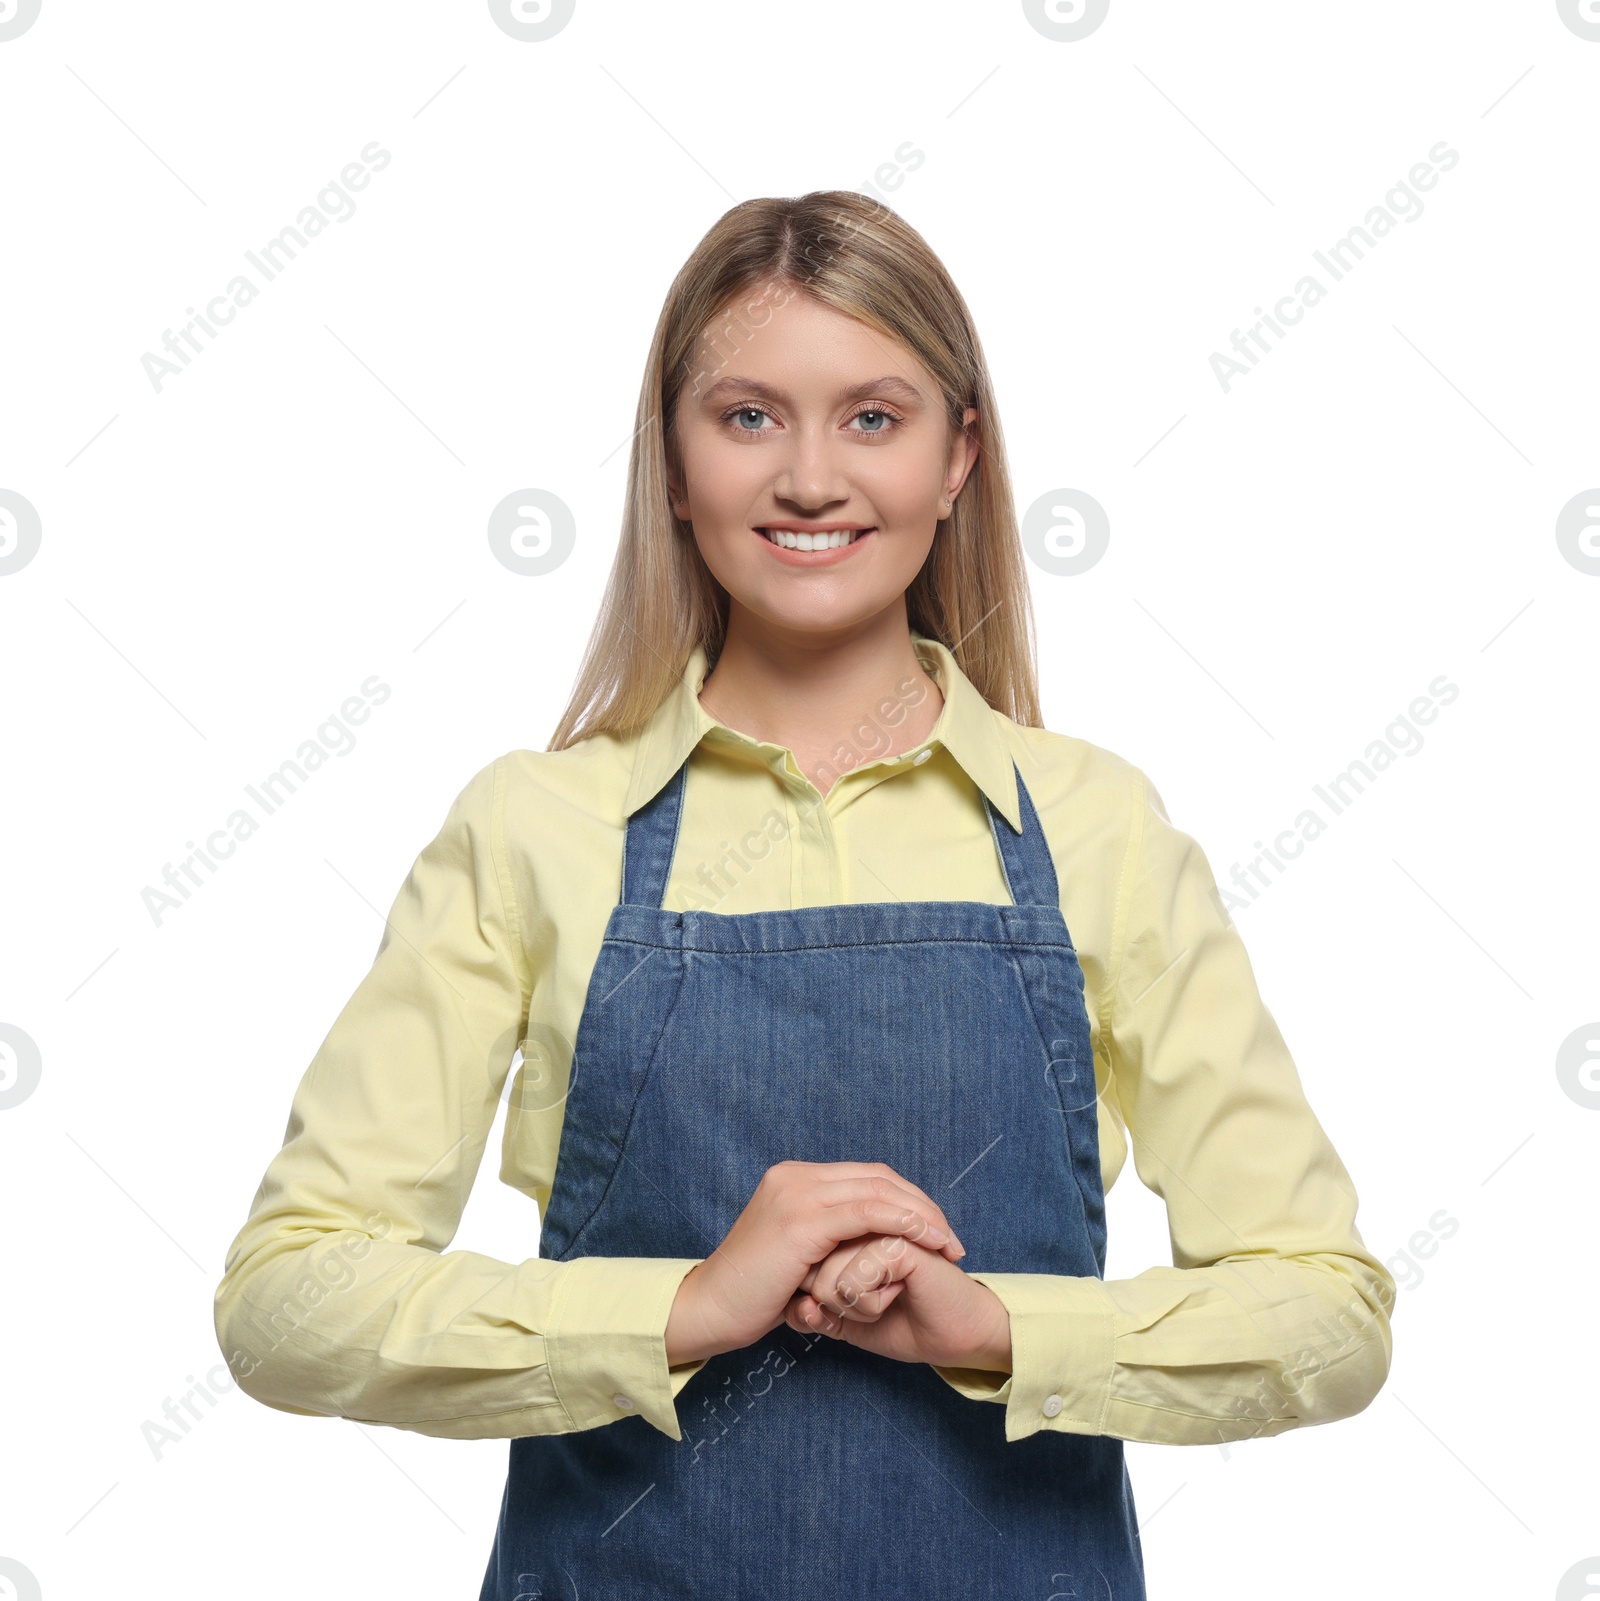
[479, 752, 1146, 1600]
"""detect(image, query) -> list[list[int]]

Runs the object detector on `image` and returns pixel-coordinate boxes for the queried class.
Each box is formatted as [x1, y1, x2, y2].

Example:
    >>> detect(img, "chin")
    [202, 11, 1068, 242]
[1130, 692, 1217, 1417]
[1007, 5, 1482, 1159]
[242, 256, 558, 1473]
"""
[743, 596, 854, 631]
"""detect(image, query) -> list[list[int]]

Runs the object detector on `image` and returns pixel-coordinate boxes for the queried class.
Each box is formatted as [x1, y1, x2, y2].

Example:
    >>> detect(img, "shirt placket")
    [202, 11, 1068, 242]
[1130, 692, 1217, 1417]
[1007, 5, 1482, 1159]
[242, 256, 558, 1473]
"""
[704, 725, 940, 910]
[805, 754, 934, 907]
[778, 748, 845, 907]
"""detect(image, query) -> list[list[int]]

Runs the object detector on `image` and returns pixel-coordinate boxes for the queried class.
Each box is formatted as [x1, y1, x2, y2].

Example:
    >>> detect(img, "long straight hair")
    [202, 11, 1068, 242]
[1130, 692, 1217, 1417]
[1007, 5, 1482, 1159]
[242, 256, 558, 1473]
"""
[547, 190, 1042, 750]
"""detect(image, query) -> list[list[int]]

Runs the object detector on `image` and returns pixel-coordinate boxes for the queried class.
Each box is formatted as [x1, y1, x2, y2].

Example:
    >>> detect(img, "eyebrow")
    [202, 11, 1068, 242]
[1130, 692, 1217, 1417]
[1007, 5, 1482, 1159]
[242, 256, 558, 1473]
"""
[694, 374, 929, 408]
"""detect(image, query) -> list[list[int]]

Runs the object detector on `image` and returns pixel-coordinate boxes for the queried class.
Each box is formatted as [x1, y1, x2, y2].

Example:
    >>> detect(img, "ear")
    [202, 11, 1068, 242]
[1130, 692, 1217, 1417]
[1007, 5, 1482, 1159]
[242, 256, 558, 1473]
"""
[945, 406, 980, 501]
[664, 443, 689, 519]
[659, 425, 691, 518]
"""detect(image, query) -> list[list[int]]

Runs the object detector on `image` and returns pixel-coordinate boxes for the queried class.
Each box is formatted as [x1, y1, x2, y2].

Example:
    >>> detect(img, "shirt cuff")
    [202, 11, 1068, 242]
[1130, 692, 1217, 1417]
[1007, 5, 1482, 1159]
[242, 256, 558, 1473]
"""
[543, 1256, 708, 1440]
[930, 1271, 1117, 1443]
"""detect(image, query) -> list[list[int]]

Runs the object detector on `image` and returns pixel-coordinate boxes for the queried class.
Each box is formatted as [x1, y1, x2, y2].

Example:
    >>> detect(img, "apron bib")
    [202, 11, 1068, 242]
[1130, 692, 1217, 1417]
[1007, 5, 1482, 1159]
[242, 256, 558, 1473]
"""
[480, 754, 1145, 1600]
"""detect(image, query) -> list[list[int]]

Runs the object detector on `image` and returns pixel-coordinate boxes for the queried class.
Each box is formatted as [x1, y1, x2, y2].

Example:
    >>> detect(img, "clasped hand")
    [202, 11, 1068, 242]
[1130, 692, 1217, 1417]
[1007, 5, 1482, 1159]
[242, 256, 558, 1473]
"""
[664, 1160, 1011, 1374]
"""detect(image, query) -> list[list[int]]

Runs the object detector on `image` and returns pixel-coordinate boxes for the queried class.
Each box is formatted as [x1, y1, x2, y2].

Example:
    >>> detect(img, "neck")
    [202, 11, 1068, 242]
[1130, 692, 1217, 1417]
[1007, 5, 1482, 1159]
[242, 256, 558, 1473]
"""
[697, 607, 945, 796]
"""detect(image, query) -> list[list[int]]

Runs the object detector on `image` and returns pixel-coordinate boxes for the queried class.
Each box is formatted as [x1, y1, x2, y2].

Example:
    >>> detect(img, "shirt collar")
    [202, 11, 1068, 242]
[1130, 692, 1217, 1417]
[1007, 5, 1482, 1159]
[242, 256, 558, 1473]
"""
[622, 631, 1022, 832]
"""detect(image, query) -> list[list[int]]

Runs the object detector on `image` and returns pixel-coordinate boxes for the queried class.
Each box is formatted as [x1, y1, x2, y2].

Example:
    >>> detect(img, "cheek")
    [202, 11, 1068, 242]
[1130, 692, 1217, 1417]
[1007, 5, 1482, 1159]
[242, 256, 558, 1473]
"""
[679, 437, 769, 527]
[871, 467, 941, 515]
[691, 525, 756, 594]
[857, 451, 945, 525]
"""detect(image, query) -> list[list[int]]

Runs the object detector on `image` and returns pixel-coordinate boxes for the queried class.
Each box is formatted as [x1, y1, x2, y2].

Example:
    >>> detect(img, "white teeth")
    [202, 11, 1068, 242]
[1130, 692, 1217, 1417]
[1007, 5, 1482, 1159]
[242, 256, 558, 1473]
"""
[762, 528, 861, 550]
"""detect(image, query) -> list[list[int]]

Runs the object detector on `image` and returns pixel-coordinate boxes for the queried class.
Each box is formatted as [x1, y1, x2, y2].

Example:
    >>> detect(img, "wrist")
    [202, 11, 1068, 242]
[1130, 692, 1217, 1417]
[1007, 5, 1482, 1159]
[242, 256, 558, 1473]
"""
[663, 1262, 724, 1367]
[967, 1283, 1013, 1373]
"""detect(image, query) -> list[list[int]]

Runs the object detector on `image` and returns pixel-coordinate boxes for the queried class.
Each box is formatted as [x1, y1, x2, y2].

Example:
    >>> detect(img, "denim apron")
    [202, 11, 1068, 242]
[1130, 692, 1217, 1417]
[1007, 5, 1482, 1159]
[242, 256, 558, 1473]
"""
[480, 752, 1145, 1600]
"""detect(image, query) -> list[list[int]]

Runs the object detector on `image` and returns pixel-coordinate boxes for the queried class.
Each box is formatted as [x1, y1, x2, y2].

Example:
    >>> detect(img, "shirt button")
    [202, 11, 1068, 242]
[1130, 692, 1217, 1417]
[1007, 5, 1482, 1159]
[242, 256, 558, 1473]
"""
[911, 749, 932, 765]
[613, 1393, 635, 1411]
[1042, 1393, 1064, 1418]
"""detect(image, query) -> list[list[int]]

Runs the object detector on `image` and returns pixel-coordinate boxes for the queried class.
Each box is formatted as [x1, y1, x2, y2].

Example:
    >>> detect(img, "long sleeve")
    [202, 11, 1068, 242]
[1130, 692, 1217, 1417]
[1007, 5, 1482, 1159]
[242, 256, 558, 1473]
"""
[932, 764, 1396, 1444]
[212, 754, 709, 1441]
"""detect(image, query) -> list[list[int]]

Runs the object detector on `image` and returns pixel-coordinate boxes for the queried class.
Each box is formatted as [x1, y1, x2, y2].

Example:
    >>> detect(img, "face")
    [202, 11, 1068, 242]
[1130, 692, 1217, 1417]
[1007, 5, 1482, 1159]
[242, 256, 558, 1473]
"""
[667, 287, 979, 644]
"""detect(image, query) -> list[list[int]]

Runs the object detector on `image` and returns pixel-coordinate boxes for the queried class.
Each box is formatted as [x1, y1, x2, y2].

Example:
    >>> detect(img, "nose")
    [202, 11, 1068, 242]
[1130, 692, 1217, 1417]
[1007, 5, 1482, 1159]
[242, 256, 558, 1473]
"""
[770, 425, 852, 513]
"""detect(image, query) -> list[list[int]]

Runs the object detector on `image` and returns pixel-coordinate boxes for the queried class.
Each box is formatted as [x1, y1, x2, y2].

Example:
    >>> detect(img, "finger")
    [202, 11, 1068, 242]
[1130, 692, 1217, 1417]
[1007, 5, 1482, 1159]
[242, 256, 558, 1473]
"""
[796, 1287, 894, 1326]
[821, 1197, 964, 1256]
[804, 1182, 955, 1256]
[801, 1280, 904, 1327]
[808, 1236, 912, 1317]
[800, 1238, 901, 1295]
[800, 1171, 960, 1255]
[786, 1294, 838, 1336]
[791, 1289, 882, 1337]
[792, 1279, 906, 1335]
[783, 1164, 966, 1257]
[807, 1237, 911, 1317]
[789, 1244, 906, 1330]
[826, 1280, 905, 1321]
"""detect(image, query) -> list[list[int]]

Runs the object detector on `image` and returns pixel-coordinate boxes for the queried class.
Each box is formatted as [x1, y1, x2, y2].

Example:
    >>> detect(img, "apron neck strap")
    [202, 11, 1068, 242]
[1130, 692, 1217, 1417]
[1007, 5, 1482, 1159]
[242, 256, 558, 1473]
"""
[621, 754, 691, 908]
[987, 758, 1060, 909]
[621, 753, 1058, 911]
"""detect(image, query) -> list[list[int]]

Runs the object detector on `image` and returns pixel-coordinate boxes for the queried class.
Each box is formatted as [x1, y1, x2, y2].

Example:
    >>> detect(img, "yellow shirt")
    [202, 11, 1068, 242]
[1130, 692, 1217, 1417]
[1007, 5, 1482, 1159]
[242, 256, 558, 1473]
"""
[214, 632, 1394, 1447]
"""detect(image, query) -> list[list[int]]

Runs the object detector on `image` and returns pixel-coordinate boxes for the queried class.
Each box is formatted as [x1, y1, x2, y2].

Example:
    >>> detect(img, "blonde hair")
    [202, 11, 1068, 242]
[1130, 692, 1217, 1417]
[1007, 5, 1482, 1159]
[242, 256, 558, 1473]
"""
[548, 189, 1042, 749]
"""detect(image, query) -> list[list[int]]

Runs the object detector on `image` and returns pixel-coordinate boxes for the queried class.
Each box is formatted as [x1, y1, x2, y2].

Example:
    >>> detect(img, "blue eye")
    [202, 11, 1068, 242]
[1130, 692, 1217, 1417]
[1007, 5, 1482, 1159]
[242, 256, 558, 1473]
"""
[717, 403, 906, 439]
[845, 405, 905, 437]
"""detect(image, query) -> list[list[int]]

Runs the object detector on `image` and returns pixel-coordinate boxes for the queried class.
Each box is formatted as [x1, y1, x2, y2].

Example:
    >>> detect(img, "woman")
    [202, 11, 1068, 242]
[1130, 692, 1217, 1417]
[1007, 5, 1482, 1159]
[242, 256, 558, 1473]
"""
[214, 191, 1395, 1600]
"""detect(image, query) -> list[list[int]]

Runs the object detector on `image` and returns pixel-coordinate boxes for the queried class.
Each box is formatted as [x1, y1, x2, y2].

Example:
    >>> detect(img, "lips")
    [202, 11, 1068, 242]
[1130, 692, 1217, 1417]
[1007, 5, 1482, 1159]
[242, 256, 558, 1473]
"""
[753, 526, 875, 567]
[759, 528, 871, 553]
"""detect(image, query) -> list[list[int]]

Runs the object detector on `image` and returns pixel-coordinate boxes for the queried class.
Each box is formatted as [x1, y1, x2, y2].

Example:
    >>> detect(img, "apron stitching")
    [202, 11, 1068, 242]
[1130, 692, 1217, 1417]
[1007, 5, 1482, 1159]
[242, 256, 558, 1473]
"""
[596, 932, 1074, 955]
[556, 947, 690, 1261]
[1006, 947, 1108, 1264]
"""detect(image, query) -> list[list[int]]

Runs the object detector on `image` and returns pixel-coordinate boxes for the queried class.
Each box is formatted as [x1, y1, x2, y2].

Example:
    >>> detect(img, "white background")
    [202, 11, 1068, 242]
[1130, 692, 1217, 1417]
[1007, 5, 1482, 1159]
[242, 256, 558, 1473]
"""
[2, 2, 1596, 1597]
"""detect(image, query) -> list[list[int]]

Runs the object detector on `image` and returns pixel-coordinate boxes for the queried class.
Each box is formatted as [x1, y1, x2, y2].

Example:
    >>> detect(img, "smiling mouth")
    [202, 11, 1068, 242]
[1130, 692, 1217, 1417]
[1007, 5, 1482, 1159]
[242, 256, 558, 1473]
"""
[756, 526, 875, 551]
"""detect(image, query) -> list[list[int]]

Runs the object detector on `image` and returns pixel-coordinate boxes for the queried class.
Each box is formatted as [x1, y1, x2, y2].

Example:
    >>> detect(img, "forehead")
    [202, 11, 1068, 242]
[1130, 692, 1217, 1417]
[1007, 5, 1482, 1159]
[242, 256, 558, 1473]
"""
[684, 288, 934, 402]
